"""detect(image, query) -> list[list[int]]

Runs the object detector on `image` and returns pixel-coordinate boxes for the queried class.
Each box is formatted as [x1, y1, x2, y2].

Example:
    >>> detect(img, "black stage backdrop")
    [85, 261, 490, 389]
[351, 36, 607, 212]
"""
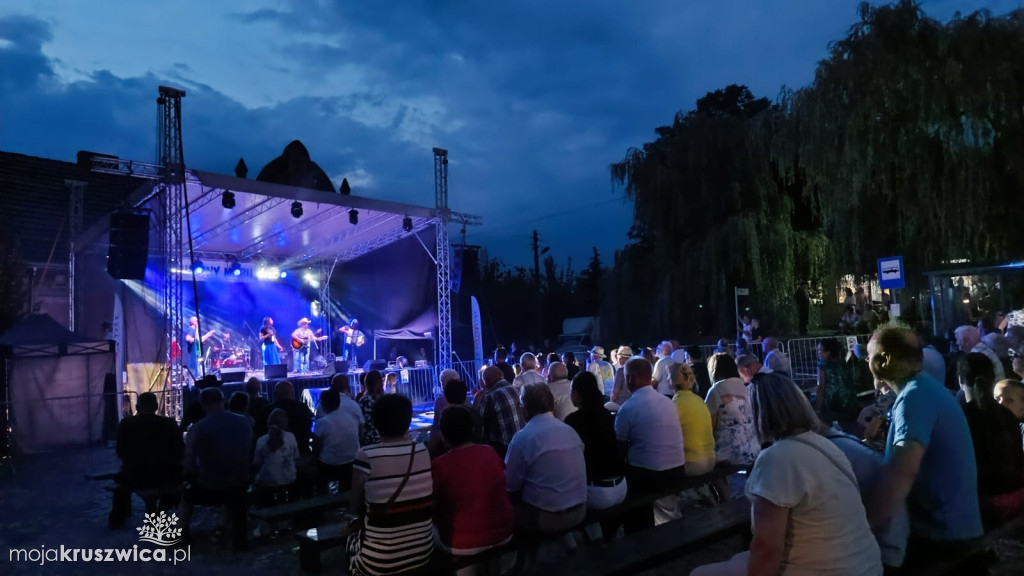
[332, 232, 436, 353]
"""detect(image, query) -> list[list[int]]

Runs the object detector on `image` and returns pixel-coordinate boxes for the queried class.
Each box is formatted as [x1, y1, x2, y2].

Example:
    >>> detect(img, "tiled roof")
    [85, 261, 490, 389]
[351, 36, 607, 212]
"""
[0, 151, 148, 264]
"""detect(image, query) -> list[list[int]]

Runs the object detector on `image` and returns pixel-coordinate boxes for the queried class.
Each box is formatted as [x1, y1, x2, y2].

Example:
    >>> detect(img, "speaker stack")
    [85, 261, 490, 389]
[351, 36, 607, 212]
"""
[107, 211, 150, 280]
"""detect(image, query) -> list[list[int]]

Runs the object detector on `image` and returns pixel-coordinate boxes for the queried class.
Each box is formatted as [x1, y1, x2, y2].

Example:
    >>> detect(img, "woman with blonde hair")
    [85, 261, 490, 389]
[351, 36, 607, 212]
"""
[669, 362, 715, 477]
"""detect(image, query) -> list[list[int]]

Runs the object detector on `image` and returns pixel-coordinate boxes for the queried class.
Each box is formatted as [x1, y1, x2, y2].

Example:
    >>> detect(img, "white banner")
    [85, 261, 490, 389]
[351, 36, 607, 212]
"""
[471, 296, 484, 366]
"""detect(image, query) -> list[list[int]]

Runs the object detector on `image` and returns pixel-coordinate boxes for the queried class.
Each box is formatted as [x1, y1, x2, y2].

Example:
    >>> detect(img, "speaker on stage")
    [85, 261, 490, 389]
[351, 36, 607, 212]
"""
[264, 364, 288, 379]
[107, 212, 150, 280]
[323, 360, 350, 375]
[363, 359, 388, 372]
[219, 367, 247, 382]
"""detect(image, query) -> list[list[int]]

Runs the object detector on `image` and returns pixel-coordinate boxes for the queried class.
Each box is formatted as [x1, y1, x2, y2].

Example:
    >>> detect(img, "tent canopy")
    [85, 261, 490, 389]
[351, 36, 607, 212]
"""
[0, 314, 111, 357]
[75, 169, 480, 268]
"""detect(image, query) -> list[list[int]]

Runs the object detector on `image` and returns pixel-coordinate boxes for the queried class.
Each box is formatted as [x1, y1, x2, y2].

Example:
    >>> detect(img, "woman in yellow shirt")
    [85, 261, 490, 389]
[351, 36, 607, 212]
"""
[670, 362, 716, 476]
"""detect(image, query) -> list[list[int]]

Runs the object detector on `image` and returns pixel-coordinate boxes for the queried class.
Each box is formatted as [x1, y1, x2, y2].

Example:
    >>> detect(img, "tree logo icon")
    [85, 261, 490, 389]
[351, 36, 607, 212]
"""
[136, 511, 183, 546]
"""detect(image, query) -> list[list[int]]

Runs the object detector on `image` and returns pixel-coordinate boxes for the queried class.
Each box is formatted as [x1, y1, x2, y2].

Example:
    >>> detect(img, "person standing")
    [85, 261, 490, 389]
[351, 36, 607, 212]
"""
[867, 327, 983, 572]
[260, 316, 284, 369]
[184, 316, 215, 381]
[291, 318, 325, 373]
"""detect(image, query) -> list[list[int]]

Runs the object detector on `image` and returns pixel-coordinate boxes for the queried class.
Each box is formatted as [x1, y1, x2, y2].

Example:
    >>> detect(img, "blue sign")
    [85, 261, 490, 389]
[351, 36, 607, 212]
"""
[878, 256, 905, 290]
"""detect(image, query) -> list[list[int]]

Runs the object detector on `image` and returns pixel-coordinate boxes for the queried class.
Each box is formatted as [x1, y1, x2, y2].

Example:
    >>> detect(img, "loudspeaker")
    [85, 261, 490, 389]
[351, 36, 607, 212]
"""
[264, 363, 288, 379]
[334, 360, 350, 374]
[219, 367, 246, 382]
[107, 212, 150, 280]
[363, 359, 388, 372]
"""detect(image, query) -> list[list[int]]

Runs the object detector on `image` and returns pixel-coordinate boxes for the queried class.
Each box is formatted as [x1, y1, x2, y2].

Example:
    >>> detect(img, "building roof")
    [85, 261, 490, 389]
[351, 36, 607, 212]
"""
[0, 151, 148, 264]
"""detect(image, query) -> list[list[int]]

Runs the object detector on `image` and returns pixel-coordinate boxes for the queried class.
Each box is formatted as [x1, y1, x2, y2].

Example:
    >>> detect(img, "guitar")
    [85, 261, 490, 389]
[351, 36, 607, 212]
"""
[292, 329, 327, 350]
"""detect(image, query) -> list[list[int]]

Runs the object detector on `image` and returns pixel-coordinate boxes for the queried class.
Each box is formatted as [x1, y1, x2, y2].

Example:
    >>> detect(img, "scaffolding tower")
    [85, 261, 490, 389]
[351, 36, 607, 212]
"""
[158, 86, 187, 418]
[433, 148, 452, 370]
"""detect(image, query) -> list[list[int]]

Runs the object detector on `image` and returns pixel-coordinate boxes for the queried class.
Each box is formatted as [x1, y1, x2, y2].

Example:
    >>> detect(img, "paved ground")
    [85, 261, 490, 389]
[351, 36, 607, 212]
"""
[2, 447, 1023, 575]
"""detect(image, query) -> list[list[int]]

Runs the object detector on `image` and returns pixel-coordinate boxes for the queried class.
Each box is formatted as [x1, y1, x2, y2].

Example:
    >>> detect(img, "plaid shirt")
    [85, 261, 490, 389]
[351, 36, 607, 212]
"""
[478, 380, 525, 449]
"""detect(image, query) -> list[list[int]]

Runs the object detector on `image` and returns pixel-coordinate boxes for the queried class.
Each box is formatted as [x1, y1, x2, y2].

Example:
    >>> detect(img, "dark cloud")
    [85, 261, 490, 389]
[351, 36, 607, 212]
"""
[1, 2, 1017, 266]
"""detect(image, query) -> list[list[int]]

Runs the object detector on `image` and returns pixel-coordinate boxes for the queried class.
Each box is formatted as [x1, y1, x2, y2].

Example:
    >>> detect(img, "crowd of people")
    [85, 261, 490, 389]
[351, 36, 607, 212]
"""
[108, 320, 1024, 575]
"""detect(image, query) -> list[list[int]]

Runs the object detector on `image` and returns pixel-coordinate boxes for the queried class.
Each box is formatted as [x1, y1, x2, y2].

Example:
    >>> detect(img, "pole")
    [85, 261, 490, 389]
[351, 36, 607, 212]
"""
[734, 287, 740, 340]
[532, 230, 540, 286]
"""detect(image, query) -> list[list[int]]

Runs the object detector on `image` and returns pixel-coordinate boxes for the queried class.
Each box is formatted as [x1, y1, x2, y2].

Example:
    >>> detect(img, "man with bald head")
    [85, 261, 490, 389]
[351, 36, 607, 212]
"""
[258, 380, 313, 456]
[477, 364, 525, 458]
[546, 362, 576, 420]
[761, 337, 791, 377]
[867, 326, 982, 571]
[614, 357, 686, 531]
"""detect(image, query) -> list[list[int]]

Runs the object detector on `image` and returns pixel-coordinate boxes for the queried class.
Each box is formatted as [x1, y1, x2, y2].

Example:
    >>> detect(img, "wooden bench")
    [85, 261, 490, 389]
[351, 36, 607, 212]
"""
[541, 496, 752, 576]
[250, 491, 349, 524]
[296, 522, 346, 573]
[293, 465, 745, 574]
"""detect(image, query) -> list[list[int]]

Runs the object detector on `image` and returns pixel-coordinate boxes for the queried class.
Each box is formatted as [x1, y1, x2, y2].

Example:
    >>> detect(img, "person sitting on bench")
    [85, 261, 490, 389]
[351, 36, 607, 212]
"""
[691, 373, 883, 576]
[179, 387, 253, 550]
[432, 405, 514, 572]
[313, 389, 362, 492]
[109, 392, 183, 529]
[615, 357, 687, 531]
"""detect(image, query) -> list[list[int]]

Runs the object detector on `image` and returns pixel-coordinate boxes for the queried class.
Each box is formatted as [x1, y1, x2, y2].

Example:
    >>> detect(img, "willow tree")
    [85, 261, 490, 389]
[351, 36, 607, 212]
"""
[784, 0, 1024, 281]
[610, 86, 826, 340]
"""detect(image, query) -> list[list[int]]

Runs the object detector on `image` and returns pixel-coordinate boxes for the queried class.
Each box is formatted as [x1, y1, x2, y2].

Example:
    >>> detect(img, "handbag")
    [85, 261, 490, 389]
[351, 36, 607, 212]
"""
[347, 443, 419, 573]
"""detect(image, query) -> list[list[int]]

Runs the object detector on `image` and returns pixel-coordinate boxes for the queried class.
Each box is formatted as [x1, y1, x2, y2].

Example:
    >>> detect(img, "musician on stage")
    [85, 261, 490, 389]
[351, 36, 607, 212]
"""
[292, 318, 326, 373]
[338, 318, 366, 364]
[184, 316, 215, 382]
[260, 316, 285, 368]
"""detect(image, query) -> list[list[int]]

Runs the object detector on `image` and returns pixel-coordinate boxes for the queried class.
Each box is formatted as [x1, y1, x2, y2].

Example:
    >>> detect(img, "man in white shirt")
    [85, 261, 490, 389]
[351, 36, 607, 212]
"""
[546, 362, 576, 420]
[762, 337, 792, 377]
[506, 383, 588, 534]
[513, 353, 547, 389]
[651, 341, 678, 396]
[614, 357, 686, 532]
[955, 325, 1005, 381]
[313, 389, 363, 491]
[587, 347, 615, 396]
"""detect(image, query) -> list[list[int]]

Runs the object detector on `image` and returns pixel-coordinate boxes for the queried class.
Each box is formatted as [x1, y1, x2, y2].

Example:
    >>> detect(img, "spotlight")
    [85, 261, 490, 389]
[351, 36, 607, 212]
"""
[192, 260, 205, 274]
[221, 190, 236, 209]
[229, 263, 242, 276]
[349, 208, 358, 225]
[291, 201, 303, 218]
[279, 271, 288, 279]
[402, 216, 413, 232]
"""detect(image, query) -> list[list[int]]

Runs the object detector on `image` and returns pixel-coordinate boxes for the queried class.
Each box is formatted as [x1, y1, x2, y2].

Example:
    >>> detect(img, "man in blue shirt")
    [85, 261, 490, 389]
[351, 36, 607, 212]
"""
[867, 326, 983, 571]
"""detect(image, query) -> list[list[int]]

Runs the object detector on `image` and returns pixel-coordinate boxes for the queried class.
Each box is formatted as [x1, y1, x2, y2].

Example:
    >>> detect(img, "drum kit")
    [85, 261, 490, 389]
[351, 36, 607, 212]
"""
[205, 345, 251, 372]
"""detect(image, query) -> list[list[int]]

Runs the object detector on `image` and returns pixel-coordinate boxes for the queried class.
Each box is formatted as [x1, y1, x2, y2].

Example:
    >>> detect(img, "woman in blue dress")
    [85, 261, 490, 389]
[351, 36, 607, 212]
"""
[260, 316, 284, 368]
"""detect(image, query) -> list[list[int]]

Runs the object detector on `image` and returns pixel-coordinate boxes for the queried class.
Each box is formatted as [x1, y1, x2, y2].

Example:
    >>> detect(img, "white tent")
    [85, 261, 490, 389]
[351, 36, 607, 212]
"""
[0, 314, 115, 454]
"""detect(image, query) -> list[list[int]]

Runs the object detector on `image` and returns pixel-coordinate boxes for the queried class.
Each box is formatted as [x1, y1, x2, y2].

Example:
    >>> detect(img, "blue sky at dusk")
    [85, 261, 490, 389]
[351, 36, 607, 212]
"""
[0, 0, 1017, 267]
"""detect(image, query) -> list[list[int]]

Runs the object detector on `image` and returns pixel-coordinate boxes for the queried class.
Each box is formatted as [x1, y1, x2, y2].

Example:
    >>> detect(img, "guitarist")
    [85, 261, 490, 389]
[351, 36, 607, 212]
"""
[291, 318, 326, 373]
[184, 316, 216, 382]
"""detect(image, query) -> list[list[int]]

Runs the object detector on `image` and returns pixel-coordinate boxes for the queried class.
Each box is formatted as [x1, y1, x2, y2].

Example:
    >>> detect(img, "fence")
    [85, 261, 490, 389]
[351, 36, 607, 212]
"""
[785, 334, 872, 386]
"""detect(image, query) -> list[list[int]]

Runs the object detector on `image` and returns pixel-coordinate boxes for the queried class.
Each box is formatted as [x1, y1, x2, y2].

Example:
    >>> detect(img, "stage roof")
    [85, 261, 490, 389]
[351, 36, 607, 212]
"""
[79, 168, 480, 267]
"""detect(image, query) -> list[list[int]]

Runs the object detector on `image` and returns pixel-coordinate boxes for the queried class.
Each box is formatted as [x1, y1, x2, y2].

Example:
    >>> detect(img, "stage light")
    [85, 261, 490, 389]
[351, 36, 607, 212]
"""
[192, 260, 205, 274]
[402, 216, 413, 232]
[349, 209, 358, 225]
[222, 190, 236, 209]
[291, 201, 303, 218]
[279, 271, 288, 279]
[229, 263, 242, 276]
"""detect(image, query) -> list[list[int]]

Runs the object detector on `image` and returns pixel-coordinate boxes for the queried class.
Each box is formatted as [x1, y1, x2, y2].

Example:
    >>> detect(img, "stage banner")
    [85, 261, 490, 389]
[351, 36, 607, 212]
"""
[451, 244, 464, 294]
[471, 296, 483, 366]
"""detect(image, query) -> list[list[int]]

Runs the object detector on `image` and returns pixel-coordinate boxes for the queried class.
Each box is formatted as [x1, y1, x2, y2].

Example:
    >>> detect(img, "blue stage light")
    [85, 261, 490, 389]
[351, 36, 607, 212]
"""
[279, 271, 288, 279]
[192, 260, 205, 274]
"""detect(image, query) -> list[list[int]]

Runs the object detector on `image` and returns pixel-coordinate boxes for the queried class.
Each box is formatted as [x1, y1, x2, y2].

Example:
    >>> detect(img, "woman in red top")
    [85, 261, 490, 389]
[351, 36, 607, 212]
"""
[432, 405, 514, 565]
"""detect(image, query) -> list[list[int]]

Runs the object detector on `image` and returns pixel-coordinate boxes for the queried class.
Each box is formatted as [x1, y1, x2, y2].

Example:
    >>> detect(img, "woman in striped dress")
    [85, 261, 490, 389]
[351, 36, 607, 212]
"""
[349, 394, 433, 576]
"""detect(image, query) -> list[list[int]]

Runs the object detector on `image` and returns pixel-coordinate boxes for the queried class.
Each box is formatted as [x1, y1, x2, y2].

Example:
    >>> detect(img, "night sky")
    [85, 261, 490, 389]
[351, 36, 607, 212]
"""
[0, 0, 1015, 267]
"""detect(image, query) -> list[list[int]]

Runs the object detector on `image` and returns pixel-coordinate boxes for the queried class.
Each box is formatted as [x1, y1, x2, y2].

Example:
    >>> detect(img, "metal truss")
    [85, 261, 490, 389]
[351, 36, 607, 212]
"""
[67, 180, 85, 330]
[434, 148, 452, 370]
[190, 197, 288, 250]
[282, 211, 394, 266]
[335, 217, 434, 263]
[90, 156, 165, 180]
[158, 86, 187, 419]
[240, 205, 345, 260]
